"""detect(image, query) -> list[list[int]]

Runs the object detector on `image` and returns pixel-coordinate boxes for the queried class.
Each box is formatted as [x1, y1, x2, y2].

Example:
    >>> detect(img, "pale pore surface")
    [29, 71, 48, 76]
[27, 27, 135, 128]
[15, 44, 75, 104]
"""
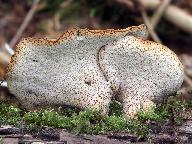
[99, 36, 184, 117]
[7, 28, 148, 114]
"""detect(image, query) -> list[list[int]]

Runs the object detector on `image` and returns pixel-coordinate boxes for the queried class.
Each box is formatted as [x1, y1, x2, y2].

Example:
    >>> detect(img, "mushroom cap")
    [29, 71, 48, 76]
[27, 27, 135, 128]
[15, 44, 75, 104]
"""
[6, 25, 148, 114]
[99, 35, 184, 102]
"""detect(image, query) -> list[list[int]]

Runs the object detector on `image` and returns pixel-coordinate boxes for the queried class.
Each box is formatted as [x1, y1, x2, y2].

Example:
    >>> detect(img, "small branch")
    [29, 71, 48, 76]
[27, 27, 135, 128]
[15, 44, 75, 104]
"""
[140, 8, 162, 43]
[10, 0, 40, 48]
[144, 0, 171, 39]
[115, 0, 134, 9]
[53, 12, 61, 31]
[139, 0, 171, 42]
[150, 0, 171, 28]
[135, 0, 192, 33]
[184, 74, 192, 88]
[0, 52, 10, 65]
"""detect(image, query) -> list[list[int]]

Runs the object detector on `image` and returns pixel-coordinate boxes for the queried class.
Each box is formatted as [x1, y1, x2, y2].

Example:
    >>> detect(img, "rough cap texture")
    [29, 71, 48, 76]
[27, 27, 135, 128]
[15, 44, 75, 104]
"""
[6, 24, 183, 117]
[99, 36, 184, 117]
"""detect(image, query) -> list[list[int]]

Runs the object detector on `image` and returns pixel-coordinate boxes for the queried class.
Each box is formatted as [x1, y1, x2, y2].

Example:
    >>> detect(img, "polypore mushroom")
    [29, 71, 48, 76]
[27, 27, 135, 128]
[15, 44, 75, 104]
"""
[99, 35, 184, 117]
[6, 24, 184, 117]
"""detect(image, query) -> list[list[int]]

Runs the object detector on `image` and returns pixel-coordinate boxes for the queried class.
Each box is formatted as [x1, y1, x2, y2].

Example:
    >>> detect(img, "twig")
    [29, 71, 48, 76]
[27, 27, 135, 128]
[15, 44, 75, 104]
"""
[139, 0, 171, 43]
[115, 0, 134, 9]
[135, 0, 192, 33]
[116, 0, 192, 33]
[53, 12, 61, 31]
[10, 0, 40, 48]
[60, 0, 73, 8]
[183, 65, 192, 88]
[115, 0, 162, 43]
[140, 8, 162, 43]
[184, 74, 192, 88]
[144, 0, 171, 39]
[0, 52, 10, 65]
[150, 0, 171, 28]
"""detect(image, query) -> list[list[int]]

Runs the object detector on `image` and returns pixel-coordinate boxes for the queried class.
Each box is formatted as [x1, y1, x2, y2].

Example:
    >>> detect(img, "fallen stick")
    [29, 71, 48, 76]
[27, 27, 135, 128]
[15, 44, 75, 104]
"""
[136, 0, 192, 33]
[184, 74, 192, 88]
[142, 0, 171, 40]
[149, 0, 171, 34]
[140, 9, 162, 43]
[10, 0, 40, 48]
[150, 0, 171, 27]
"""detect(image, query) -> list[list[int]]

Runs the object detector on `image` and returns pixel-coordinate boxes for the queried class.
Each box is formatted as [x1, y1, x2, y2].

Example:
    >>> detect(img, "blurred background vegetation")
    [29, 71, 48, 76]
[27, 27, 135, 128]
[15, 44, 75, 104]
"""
[0, 0, 191, 48]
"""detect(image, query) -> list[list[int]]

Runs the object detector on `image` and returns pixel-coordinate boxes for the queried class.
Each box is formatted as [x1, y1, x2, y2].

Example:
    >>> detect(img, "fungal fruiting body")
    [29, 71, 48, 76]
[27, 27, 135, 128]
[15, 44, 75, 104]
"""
[6, 25, 184, 117]
[99, 36, 183, 117]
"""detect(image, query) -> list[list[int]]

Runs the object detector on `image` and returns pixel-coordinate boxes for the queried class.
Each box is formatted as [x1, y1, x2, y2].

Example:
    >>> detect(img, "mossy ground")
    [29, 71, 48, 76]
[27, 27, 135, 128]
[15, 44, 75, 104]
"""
[0, 96, 191, 138]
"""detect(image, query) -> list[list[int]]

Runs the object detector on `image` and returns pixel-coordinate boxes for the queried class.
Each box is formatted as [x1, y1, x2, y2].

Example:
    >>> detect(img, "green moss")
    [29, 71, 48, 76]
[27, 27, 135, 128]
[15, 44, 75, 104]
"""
[0, 96, 190, 137]
[0, 102, 149, 137]
[138, 96, 189, 124]
[0, 103, 22, 125]
[138, 106, 169, 122]
[109, 100, 123, 116]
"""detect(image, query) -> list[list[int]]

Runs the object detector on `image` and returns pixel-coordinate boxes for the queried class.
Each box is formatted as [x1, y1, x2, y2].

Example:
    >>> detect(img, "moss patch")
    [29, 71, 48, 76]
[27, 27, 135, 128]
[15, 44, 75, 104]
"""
[0, 97, 191, 137]
[0, 101, 149, 136]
